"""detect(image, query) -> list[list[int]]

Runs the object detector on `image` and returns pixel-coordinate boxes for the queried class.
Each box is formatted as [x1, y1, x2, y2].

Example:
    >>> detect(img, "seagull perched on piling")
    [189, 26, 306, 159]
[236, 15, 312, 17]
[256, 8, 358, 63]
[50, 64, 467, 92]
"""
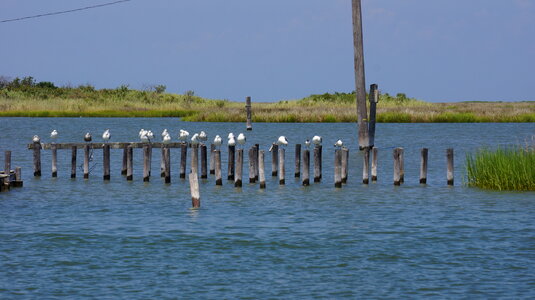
[334, 139, 343, 148]
[191, 133, 200, 145]
[277, 136, 289, 147]
[199, 131, 207, 143]
[50, 130, 58, 139]
[84, 132, 92, 142]
[214, 135, 222, 149]
[228, 134, 236, 147]
[139, 129, 149, 142]
[305, 139, 311, 148]
[312, 135, 322, 146]
[179, 129, 189, 142]
[146, 130, 154, 142]
[32, 135, 40, 143]
[237, 133, 246, 147]
[163, 133, 171, 144]
[102, 129, 111, 142]
[161, 129, 168, 138]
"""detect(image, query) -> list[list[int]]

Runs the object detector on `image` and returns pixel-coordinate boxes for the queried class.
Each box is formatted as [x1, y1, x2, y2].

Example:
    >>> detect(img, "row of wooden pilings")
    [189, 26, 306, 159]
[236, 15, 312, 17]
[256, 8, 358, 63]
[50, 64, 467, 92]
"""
[28, 142, 456, 206]
[1, 151, 24, 192]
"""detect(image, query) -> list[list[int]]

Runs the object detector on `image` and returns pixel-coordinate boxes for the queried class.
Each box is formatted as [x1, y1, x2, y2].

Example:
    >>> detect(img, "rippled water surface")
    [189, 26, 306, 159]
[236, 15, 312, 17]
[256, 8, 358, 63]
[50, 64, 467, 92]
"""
[1, 118, 534, 299]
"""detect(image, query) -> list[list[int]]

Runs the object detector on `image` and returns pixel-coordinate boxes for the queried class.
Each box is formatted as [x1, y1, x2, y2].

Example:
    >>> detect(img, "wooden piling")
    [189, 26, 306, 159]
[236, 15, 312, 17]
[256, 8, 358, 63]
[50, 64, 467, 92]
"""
[189, 172, 200, 208]
[70, 146, 77, 178]
[334, 149, 342, 188]
[341, 147, 349, 184]
[393, 148, 401, 186]
[148, 143, 152, 177]
[180, 143, 188, 179]
[362, 147, 370, 184]
[214, 149, 222, 186]
[271, 143, 278, 177]
[295, 144, 301, 178]
[227, 145, 235, 180]
[51, 145, 57, 177]
[314, 145, 322, 182]
[164, 147, 171, 184]
[447, 148, 454, 186]
[161, 147, 165, 177]
[191, 145, 199, 175]
[278, 148, 285, 185]
[302, 149, 310, 186]
[254, 144, 260, 180]
[4, 151, 11, 186]
[209, 144, 215, 175]
[369, 83, 379, 148]
[420, 148, 428, 184]
[121, 147, 127, 175]
[103, 145, 110, 180]
[143, 144, 150, 182]
[371, 147, 378, 182]
[399, 147, 405, 184]
[248, 147, 256, 183]
[200, 144, 207, 179]
[126, 145, 133, 181]
[13, 167, 23, 187]
[84, 145, 90, 179]
[259, 150, 266, 189]
[33, 141, 41, 177]
[246, 96, 252, 131]
[235, 149, 243, 187]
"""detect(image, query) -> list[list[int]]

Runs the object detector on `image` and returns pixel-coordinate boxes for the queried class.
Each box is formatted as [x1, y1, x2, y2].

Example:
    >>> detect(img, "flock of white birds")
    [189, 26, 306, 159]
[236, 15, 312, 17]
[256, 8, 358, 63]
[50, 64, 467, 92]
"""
[32, 129, 344, 149]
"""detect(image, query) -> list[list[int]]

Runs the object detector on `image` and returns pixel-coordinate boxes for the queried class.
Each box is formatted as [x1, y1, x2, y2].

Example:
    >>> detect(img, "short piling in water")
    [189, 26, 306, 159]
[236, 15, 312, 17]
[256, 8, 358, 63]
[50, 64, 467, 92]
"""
[103, 145, 110, 180]
[341, 147, 349, 184]
[33, 141, 41, 177]
[51, 145, 57, 177]
[121, 147, 128, 175]
[447, 148, 454, 186]
[143, 144, 150, 182]
[228, 145, 235, 181]
[420, 148, 428, 184]
[362, 147, 370, 184]
[209, 144, 215, 175]
[4, 151, 11, 186]
[70, 146, 77, 179]
[200, 144, 208, 179]
[295, 144, 301, 178]
[235, 149, 243, 187]
[371, 147, 378, 182]
[164, 147, 171, 184]
[147, 143, 152, 177]
[334, 149, 342, 188]
[254, 144, 259, 180]
[191, 145, 199, 175]
[393, 148, 401, 186]
[399, 148, 405, 184]
[259, 150, 266, 189]
[13, 167, 23, 187]
[126, 145, 133, 181]
[314, 145, 322, 182]
[214, 149, 222, 186]
[160, 147, 165, 177]
[189, 172, 200, 208]
[271, 143, 278, 177]
[278, 148, 285, 185]
[84, 145, 90, 179]
[368, 83, 379, 148]
[180, 143, 187, 179]
[248, 147, 256, 183]
[246, 96, 253, 131]
[302, 149, 310, 186]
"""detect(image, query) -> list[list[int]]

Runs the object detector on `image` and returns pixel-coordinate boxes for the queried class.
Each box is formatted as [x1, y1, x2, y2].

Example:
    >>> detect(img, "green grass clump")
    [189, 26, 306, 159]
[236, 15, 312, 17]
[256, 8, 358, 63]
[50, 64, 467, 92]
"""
[466, 145, 535, 191]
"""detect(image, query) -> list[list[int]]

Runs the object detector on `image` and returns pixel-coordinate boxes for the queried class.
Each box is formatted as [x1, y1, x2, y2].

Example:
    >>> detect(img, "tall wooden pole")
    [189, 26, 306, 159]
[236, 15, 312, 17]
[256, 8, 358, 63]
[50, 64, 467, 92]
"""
[352, 0, 369, 150]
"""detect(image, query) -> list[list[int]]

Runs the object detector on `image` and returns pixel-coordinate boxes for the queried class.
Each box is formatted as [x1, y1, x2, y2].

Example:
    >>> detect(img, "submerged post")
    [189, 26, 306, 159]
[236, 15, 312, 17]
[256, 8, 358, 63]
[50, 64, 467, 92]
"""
[227, 145, 235, 180]
[33, 141, 41, 177]
[314, 145, 322, 182]
[341, 147, 349, 184]
[352, 0, 369, 150]
[295, 144, 301, 178]
[121, 147, 127, 175]
[362, 147, 370, 184]
[189, 172, 200, 208]
[393, 148, 401, 186]
[371, 147, 378, 182]
[259, 150, 266, 189]
[103, 144, 110, 180]
[164, 147, 171, 184]
[271, 143, 278, 177]
[334, 149, 342, 188]
[126, 145, 133, 181]
[210, 144, 216, 175]
[278, 148, 285, 185]
[214, 149, 222, 186]
[180, 143, 188, 179]
[200, 144, 207, 179]
[143, 144, 150, 182]
[71, 146, 77, 179]
[51, 145, 57, 177]
[84, 145, 90, 179]
[369, 83, 379, 148]
[302, 149, 310, 186]
[420, 148, 428, 184]
[246, 96, 252, 131]
[235, 149, 243, 187]
[447, 148, 454, 186]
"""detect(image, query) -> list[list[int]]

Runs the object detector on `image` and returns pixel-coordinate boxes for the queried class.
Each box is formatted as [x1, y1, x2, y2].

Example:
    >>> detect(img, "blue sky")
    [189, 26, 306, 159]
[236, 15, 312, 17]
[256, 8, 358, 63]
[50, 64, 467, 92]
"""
[1, 0, 534, 102]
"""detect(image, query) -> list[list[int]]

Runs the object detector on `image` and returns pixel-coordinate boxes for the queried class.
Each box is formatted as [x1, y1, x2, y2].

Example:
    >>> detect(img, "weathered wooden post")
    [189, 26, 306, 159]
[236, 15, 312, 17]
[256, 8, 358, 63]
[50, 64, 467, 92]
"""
[271, 143, 278, 177]
[4, 151, 11, 185]
[191, 145, 199, 175]
[33, 141, 41, 177]
[278, 148, 285, 185]
[371, 147, 378, 182]
[254, 144, 260, 180]
[126, 145, 133, 181]
[147, 143, 152, 177]
[314, 145, 322, 182]
[209, 144, 216, 175]
[143, 144, 150, 182]
[334, 149, 342, 188]
[341, 147, 349, 184]
[447, 148, 454, 186]
[369, 83, 379, 148]
[352, 0, 369, 150]
[71, 146, 77, 179]
[259, 150, 266, 189]
[84, 145, 90, 179]
[235, 149, 243, 187]
[121, 147, 127, 175]
[393, 148, 401, 186]
[160, 147, 165, 177]
[189, 172, 200, 208]
[13, 167, 23, 187]
[295, 144, 301, 178]
[420, 148, 428, 184]
[200, 144, 208, 179]
[302, 148, 310, 186]
[180, 143, 188, 179]
[214, 149, 222, 185]
[399, 148, 405, 184]
[164, 147, 171, 184]
[362, 147, 370, 184]
[227, 145, 235, 180]
[51, 145, 57, 177]
[248, 147, 256, 183]
[103, 144, 110, 180]
[246, 96, 253, 131]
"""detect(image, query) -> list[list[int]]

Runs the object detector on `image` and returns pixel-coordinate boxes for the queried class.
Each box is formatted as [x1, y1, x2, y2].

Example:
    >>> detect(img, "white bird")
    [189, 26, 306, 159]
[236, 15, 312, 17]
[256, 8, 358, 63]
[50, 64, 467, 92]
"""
[228, 132, 234, 139]
[139, 129, 146, 138]
[146, 130, 154, 141]
[32, 135, 40, 143]
[102, 129, 111, 141]
[179, 129, 189, 142]
[84, 132, 92, 142]
[334, 139, 343, 148]
[312, 135, 322, 145]
[305, 139, 311, 148]
[163, 133, 171, 143]
[237, 133, 246, 146]
[228, 135, 236, 147]
[199, 131, 207, 142]
[277, 136, 288, 146]
[161, 129, 168, 137]
[50, 130, 58, 139]
[191, 133, 200, 145]
[140, 130, 149, 142]
[214, 135, 222, 148]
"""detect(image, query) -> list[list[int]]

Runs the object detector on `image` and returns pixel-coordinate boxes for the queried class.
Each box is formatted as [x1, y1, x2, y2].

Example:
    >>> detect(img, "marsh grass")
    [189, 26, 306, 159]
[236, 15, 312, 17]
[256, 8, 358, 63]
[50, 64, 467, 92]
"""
[466, 143, 535, 191]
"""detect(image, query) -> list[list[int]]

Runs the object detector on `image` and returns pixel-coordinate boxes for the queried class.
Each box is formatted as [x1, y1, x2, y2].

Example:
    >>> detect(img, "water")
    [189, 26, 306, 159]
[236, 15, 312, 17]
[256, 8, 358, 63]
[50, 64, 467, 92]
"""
[1, 118, 534, 298]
